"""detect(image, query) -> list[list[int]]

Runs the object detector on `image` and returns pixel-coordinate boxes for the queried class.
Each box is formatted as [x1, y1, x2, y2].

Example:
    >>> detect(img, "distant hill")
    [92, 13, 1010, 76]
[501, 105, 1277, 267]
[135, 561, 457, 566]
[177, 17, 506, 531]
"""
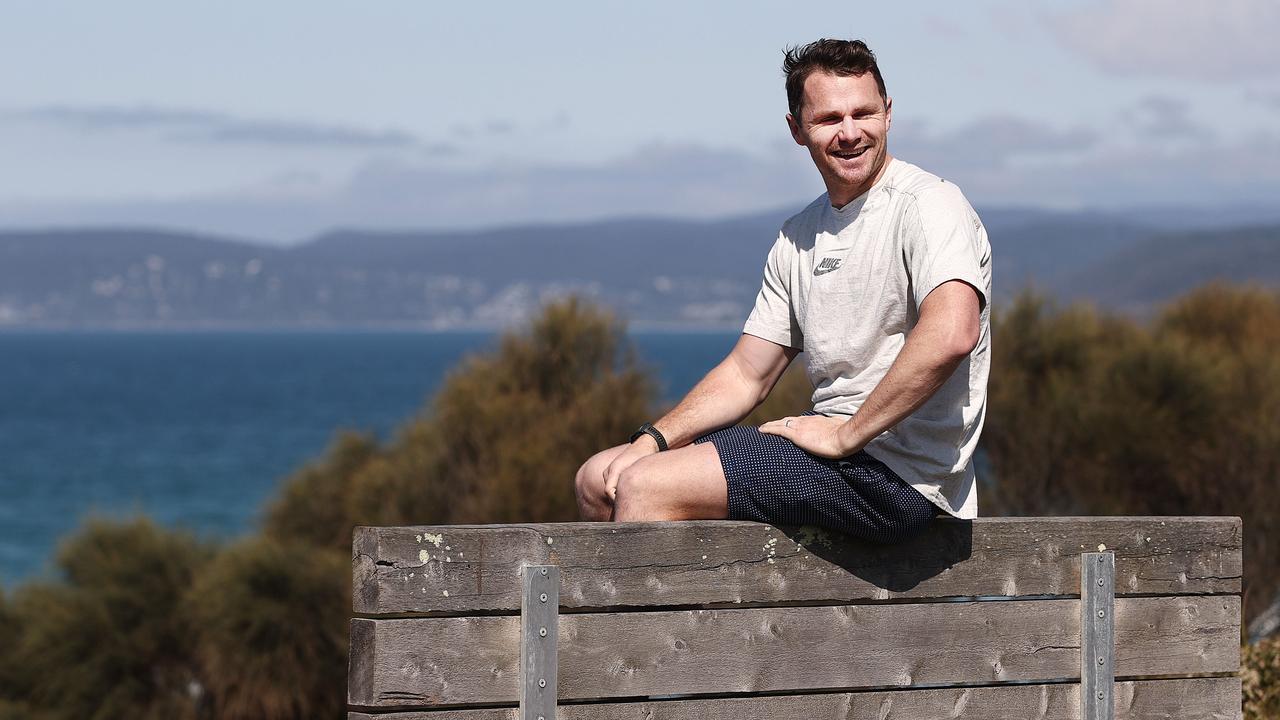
[1, 208, 1277, 329]
[1059, 224, 1280, 312]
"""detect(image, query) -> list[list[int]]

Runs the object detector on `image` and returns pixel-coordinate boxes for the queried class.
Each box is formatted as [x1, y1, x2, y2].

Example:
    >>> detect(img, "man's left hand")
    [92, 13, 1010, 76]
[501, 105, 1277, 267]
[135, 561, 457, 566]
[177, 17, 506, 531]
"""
[758, 414, 855, 459]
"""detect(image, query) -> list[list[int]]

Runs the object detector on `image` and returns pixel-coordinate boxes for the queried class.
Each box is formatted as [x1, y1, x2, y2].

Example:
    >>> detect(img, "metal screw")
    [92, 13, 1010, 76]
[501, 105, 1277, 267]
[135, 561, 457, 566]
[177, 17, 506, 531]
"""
[539, 593, 548, 603]
[538, 678, 546, 688]
[1097, 609, 1105, 618]
[1097, 690, 1104, 699]
[1097, 578, 1104, 586]
[539, 627, 547, 637]
[1097, 656, 1105, 665]
[541, 568, 548, 576]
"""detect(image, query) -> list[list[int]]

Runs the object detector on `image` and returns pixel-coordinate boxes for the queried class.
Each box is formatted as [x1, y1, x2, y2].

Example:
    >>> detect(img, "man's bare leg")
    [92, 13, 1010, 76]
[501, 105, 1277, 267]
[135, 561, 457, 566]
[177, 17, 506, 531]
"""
[574, 442, 729, 521]
[574, 444, 628, 521]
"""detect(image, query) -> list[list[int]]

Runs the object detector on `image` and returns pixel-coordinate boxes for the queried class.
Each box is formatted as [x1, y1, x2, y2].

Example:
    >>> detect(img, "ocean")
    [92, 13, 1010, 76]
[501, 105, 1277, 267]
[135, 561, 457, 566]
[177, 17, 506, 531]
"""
[0, 330, 739, 583]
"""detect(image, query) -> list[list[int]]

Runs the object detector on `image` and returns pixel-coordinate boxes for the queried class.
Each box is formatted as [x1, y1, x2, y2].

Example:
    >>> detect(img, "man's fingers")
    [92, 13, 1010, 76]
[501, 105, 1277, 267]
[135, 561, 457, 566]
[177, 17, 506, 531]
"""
[604, 468, 618, 499]
[759, 416, 796, 435]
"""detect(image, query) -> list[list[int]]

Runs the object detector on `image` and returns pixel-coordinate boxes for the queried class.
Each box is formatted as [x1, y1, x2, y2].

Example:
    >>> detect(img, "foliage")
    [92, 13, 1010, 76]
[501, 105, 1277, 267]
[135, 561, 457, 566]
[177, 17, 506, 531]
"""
[186, 539, 349, 720]
[984, 285, 1280, 626]
[265, 296, 657, 550]
[741, 361, 814, 427]
[262, 431, 381, 549]
[4, 290, 1280, 718]
[427, 298, 657, 523]
[1, 518, 213, 720]
[1245, 635, 1280, 720]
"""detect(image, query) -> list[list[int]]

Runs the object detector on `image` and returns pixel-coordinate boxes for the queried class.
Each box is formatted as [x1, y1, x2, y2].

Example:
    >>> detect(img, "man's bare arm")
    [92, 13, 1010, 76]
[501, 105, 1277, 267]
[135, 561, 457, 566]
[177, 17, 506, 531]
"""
[652, 333, 800, 449]
[759, 279, 980, 457]
[603, 333, 798, 498]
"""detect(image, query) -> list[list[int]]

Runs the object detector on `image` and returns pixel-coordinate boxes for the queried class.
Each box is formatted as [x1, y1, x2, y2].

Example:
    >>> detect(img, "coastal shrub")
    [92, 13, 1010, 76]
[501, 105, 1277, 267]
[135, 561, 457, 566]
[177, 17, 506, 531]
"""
[264, 296, 657, 543]
[983, 287, 1280, 626]
[981, 293, 1139, 515]
[741, 360, 813, 426]
[186, 538, 349, 720]
[2, 518, 213, 720]
[263, 431, 380, 550]
[422, 296, 657, 523]
[0, 591, 40, 720]
[6, 289, 1280, 718]
[1244, 635, 1280, 719]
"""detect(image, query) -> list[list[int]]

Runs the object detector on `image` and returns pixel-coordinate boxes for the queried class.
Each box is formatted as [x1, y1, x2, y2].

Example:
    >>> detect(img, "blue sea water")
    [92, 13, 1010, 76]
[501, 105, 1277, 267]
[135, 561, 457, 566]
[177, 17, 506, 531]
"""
[0, 331, 738, 584]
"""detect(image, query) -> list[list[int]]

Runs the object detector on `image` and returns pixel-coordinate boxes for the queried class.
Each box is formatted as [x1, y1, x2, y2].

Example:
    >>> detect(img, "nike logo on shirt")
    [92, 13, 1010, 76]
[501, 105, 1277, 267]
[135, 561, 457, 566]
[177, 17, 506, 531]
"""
[814, 257, 843, 276]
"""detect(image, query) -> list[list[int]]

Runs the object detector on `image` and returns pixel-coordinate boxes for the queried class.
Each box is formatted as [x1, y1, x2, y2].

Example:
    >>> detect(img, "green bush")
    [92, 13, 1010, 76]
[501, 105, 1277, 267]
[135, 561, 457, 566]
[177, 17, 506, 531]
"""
[2, 518, 213, 720]
[186, 539, 349, 720]
[985, 286, 1280, 626]
[1244, 636, 1280, 720]
[5, 290, 1280, 718]
[265, 296, 657, 549]
[263, 431, 381, 550]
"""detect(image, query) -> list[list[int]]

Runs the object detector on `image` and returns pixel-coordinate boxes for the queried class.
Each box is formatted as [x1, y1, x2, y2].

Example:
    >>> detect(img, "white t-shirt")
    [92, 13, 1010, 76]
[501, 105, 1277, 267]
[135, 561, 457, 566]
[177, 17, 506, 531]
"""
[743, 157, 991, 519]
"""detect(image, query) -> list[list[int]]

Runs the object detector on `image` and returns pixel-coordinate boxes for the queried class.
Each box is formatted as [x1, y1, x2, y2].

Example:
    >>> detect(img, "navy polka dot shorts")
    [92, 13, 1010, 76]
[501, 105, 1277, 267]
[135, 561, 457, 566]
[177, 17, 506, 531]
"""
[693, 413, 941, 544]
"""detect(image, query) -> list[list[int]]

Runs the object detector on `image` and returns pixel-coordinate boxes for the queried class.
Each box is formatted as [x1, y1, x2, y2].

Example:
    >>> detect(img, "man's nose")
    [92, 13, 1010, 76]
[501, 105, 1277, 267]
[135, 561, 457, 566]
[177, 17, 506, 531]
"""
[837, 116, 860, 143]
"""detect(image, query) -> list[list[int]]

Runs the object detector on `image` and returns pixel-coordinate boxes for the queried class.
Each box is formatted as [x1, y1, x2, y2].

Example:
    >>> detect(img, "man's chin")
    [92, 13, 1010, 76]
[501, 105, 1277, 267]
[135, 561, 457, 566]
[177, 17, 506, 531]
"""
[832, 170, 872, 190]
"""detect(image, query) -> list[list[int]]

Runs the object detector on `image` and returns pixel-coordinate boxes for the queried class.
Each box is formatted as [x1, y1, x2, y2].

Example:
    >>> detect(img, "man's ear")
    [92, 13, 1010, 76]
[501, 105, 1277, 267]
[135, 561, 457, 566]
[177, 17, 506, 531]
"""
[885, 97, 893, 131]
[786, 113, 804, 146]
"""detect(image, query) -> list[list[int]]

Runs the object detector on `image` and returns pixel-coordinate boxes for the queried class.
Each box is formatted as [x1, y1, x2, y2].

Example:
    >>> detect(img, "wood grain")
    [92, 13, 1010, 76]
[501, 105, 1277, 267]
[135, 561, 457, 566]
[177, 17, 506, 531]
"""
[352, 517, 1242, 615]
[348, 595, 1239, 708]
[348, 676, 1242, 719]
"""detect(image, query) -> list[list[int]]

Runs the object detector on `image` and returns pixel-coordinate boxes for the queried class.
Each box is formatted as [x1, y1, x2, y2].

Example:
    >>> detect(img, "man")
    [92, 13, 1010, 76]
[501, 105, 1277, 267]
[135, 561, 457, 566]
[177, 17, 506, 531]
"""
[574, 38, 990, 541]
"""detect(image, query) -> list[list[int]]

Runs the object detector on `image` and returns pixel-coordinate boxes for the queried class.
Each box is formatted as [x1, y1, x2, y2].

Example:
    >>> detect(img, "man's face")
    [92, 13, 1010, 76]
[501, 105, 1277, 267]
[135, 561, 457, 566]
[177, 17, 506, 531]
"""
[787, 71, 892, 207]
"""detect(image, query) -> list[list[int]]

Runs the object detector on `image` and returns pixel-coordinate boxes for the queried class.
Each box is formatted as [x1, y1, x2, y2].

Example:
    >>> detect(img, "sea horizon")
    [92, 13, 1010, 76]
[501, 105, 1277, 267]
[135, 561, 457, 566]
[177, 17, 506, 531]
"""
[0, 329, 740, 583]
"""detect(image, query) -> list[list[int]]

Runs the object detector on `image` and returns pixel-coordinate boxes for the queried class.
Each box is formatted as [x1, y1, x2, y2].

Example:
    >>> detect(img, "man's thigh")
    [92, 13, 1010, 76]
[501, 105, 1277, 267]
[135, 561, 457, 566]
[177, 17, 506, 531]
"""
[615, 441, 729, 520]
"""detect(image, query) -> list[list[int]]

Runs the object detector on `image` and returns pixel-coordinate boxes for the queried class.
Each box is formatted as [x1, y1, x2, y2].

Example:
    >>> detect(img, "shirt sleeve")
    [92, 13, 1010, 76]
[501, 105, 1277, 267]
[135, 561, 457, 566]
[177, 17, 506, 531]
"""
[904, 183, 992, 312]
[743, 230, 804, 350]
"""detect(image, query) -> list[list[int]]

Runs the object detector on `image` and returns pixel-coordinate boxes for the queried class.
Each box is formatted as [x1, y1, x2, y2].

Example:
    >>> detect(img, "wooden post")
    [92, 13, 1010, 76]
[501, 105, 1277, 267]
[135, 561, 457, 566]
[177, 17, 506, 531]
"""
[520, 564, 559, 720]
[1081, 552, 1115, 720]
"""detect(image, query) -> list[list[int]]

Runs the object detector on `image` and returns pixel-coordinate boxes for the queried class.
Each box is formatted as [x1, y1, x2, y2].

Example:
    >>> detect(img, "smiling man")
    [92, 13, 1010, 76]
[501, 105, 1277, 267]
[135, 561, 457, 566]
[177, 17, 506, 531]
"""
[574, 39, 991, 541]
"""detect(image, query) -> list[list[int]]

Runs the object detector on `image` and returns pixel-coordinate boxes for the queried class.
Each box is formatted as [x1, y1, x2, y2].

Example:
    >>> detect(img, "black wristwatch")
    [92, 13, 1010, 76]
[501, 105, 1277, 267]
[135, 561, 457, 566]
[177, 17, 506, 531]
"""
[629, 422, 668, 451]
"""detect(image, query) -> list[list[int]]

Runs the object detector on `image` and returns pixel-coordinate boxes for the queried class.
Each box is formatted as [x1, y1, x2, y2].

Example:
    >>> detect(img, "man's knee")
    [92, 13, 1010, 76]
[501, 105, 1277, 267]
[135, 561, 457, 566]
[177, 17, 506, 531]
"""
[574, 448, 622, 521]
[573, 459, 594, 500]
[613, 458, 668, 520]
[575, 450, 611, 500]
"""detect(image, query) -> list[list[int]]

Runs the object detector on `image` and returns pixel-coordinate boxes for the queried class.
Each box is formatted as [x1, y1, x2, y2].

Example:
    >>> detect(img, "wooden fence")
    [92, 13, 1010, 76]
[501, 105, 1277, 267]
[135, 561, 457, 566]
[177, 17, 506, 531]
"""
[349, 516, 1242, 719]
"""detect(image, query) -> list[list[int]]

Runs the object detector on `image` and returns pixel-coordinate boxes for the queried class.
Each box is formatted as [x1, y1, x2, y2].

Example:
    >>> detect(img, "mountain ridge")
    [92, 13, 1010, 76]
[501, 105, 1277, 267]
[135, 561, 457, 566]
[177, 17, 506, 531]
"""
[2, 207, 1277, 329]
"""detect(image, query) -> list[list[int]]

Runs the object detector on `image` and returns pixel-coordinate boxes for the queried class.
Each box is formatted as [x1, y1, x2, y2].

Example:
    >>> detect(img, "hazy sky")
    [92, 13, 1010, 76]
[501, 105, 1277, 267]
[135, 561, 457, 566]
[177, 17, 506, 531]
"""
[3, 0, 1279, 241]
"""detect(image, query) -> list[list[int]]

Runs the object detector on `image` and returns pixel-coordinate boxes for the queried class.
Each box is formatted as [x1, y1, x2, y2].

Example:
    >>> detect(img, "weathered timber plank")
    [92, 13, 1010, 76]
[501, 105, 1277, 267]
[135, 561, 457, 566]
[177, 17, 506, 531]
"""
[348, 595, 1239, 708]
[348, 676, 1243, 719]
[352, 517, 1242, 615]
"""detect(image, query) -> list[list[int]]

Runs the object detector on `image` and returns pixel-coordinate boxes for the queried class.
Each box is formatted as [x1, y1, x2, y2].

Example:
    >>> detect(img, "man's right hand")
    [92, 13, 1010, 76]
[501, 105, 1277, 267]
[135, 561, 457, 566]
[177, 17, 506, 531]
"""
[603, 435, 660, 500]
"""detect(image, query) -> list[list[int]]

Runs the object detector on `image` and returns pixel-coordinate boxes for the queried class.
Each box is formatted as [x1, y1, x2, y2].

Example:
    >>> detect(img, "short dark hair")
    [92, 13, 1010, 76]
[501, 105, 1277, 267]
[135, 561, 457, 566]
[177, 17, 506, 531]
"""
[783, 39, 887, 120]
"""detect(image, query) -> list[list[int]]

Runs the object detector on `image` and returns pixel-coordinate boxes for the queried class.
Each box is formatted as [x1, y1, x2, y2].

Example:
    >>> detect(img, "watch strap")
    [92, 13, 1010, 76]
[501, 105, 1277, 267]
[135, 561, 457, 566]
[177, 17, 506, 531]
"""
[629, 422, 668, 451]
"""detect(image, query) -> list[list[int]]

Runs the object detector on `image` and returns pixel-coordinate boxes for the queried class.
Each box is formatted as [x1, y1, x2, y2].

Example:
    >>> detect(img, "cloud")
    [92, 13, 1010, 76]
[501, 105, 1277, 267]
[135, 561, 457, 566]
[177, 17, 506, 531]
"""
[923, 15, 967, 40]
[10, 104, 417, 148]
[893, 115, 1098, 171]
[883, 113, 1277, 211]
[336, 141, 819, 226]
[0, 141, 821, 241]
[935, 129, 1280, 210]
[1245, 90, 1280, 110]
[15, 105, 222, 129]
[1125, 95, 1207, 139]
[3, 116, 1278, 242]
[1045, 0, 1280, 81]
[200, 121, 413, 147]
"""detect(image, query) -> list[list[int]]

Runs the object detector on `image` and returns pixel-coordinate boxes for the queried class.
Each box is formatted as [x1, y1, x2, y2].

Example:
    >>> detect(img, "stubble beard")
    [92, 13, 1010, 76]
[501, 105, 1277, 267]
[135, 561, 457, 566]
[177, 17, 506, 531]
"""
[821, 143, 886, 205]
